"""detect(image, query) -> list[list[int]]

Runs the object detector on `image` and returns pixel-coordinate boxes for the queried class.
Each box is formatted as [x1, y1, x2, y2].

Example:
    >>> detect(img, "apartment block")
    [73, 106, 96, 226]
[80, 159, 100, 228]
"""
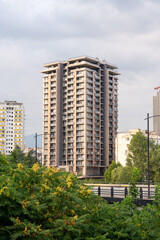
[115, 129, 160, 166]
[41, 56, 119, 177]
[153, 90, 160, 135]
[0, 101, 24, 155]
[115, 129, 140, 166]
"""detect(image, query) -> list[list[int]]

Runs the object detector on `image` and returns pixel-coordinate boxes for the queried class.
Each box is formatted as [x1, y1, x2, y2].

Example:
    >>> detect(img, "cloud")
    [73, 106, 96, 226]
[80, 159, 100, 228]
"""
[0, 0, 160, 135]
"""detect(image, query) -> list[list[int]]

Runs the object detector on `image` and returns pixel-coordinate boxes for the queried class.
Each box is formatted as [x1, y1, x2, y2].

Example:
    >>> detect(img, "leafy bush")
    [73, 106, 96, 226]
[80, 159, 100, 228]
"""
[1, 156, 160, 239]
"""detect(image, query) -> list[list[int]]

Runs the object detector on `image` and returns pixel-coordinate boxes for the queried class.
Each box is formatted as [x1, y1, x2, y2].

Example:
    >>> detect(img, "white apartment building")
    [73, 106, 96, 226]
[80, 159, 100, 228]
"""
[115, 129, 140, 166]
[153, 89, 160, 135]
[115, 129, 160, 166]
[0, 101, 24, 155]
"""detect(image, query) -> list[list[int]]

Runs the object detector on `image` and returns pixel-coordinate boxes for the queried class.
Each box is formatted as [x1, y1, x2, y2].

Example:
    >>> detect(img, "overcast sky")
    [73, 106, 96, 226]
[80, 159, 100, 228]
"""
[0, 0, 160, 136]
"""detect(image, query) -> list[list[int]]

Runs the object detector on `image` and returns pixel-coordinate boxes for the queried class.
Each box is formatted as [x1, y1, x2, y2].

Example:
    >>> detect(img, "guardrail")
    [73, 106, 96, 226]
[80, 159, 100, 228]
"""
[91, 186, 155, 205]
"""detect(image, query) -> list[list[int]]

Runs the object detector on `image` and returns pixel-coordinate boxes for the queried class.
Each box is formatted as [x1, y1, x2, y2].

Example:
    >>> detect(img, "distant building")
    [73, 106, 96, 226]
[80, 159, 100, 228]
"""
[41, 56, 119, 177]
[153, 90, 160, 135]
[24, 146, 42, 164]
[115, 129, 160, 166]
[0, 101, 24, 155]
[115, 129, 140, 166]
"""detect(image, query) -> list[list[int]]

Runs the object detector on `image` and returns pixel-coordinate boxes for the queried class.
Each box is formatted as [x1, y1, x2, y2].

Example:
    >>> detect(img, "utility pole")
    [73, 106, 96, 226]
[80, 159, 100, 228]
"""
[35, 132, 37, 163]
[147, 113, 150, 198]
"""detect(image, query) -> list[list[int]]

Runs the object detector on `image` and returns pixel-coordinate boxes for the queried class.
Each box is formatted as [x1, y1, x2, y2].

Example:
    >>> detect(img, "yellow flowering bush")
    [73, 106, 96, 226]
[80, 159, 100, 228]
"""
[1, 155, 160, 240]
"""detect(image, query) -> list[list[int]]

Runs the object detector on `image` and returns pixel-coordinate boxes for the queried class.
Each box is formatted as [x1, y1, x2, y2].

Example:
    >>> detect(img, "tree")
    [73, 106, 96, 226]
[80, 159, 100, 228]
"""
[126, 131, 158, 181]
[1, 157, 160, 239]
[111, 166, 132, 183]
[24, 149, 37, 167]
[6, 146, 38, 168]
[7, 145, 25, 164]
[104, 160, 121, 182]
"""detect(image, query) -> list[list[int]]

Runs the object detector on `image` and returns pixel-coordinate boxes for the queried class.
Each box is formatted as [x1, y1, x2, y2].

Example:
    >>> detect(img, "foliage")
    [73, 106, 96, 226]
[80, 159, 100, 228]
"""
[104, 161, 131, 183]
[129, 168, 140, 201]
[1, 156, 160, 239]
[150, 144, 160, 182]
[111, 166, 131, 183]
[126, 131, 160, 182]
[6, 146, 38, 168]
[104, 161, 121, 182]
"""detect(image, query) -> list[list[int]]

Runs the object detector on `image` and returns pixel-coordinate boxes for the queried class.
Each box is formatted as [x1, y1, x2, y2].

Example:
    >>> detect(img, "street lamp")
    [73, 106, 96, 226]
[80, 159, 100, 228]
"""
[144, 113, 160, 198]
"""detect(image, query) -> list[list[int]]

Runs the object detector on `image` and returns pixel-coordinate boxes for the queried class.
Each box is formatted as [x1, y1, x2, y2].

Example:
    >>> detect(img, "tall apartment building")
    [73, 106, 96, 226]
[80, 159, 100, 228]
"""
[41, 56, 119, 177]
[153, 90, 160, 135]
[0, 101, 24, 155]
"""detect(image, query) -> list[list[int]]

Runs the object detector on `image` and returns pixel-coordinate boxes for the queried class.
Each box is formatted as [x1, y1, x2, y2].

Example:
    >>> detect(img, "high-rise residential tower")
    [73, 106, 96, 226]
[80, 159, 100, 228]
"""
[0, 101, 24, 155]
[153, 90, 160, 135]
[42, 56, 119, 177]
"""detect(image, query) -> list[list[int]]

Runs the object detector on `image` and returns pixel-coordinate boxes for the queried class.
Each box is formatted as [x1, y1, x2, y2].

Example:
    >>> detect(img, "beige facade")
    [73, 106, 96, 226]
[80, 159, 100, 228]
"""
[0, 101, 24, 155]
[153, 90, 160, 135]
[115, 129, 140, 166]
[41, 56, 119, 177]
[115, 129, 160, 166]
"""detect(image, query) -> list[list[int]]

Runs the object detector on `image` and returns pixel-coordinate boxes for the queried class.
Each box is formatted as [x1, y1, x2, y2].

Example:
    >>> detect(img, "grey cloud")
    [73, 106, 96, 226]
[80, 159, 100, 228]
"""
[0, 0, 160, 134]
[1, 0, 159, 41]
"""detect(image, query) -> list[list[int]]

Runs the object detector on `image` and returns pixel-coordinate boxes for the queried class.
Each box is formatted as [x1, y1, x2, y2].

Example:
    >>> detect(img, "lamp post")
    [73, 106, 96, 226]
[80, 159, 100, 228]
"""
[146, 113, 150, 198]
[145, 113, 160, 198]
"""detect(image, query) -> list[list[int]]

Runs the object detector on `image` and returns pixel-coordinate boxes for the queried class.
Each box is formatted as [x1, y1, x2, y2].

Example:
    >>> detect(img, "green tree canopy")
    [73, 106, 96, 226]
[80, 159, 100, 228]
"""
[111, 166, 132, 183]
[126, 131, 159, 181]
[6, 146, 38, 168]
[1, 157, 160, 239]
[104, 160, 121, 182]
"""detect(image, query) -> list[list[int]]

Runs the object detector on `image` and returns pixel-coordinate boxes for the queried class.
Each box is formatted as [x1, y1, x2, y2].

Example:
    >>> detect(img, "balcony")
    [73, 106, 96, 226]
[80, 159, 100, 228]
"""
[87, 102, 92, 107]
[77, 78, 84, 83]
[95, 81, 100, 86]
[76, 113, 84, 119]
[76, 131, 84, 136]
[76, 90, 84, 95]
[76, 143, 84, 148]
[87, 78, 93, 84]
[67, 109, 74, 114]
[87, 144, 92, 148]
[95, 87, 100, 91]
[77, 84, 84, 89]
[76, 138, 84, 143]
[51, 83, 56, 87]
[68, 91, 74, 96]
[95, 92, 100, 97]
[87, 90, 93, 95]
[76, 107, 84, 113]
[87, 108, 92, 113]
[76, 119, 84, 124]
[67, 115, 73, 119]
[95, 74, 100, 79]
[87, 72, 93, 78]
[87, 84, 92, 89]
[76, 96, 84, 101]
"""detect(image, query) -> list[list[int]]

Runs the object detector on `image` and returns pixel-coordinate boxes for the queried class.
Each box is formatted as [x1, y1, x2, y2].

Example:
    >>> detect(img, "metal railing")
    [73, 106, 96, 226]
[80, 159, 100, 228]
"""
[92, 186, 155, 200]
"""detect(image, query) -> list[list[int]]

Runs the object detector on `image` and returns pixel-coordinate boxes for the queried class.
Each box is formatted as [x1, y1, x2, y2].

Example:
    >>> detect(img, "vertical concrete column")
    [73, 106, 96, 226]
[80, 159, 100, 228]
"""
[42, 77, 45, 166]
[73, 70, 77, 174]
[83, 70, 87, 176]
[56, 64, 63, 167]
[104, 67, 109, 168]
[47, 75, 51, 167]
[92, 71, 95, 167]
